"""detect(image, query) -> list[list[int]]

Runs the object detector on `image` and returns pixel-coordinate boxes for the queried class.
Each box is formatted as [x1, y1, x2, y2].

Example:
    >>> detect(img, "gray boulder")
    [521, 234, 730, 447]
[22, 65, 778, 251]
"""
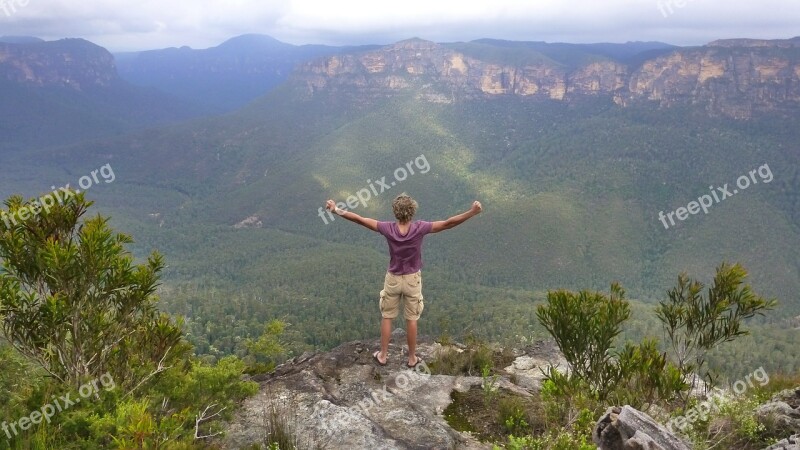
[764, 434, 799, 450]
[757, 388, 800, 435]
[503, 339, 569, 390]
[593, 405, 691, 450]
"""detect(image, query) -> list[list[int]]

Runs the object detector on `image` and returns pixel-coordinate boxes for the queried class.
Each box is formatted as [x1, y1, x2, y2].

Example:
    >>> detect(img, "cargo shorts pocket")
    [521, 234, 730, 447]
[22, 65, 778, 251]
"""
[379, 289, 400, 319]
[404, 295, 424, 320]
[407, 271, 421, 287]
[385, 272, 400, 288]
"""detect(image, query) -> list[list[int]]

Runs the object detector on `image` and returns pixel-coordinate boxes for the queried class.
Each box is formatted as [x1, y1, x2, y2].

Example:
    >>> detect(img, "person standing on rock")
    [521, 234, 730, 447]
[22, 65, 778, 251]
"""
[325, 193, 482, 368]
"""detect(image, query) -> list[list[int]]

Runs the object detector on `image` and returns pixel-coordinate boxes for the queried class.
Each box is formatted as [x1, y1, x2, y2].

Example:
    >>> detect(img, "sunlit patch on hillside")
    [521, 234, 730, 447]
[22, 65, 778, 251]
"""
[312, 174, 330, 190]
[426, 136, 528, 204]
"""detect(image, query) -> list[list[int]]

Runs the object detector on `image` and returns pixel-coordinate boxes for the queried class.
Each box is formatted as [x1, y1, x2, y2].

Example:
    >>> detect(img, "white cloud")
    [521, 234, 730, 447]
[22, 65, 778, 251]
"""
[0, 0, 798, 51]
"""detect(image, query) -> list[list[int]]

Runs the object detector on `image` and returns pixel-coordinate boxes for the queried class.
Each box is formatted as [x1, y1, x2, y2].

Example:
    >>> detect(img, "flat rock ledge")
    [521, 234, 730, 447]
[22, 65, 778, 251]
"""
[222, 330, 562, 450]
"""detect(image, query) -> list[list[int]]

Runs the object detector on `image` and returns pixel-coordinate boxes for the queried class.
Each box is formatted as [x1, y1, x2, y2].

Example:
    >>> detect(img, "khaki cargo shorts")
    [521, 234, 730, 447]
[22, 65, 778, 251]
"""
[379, 271, 424, 321]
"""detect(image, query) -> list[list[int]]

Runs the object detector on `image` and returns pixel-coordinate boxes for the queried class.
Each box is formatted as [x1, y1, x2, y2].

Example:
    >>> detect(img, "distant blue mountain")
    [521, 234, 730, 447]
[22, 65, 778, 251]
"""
[115, 34, 379, 112]
[0, 36, 44, 44]
[0, 38, 207, 153]
[467, 38, 678, 66]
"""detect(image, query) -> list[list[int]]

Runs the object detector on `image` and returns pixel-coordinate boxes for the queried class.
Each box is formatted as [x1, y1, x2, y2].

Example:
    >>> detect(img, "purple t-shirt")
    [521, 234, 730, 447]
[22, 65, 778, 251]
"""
[377, 220, 433, 275]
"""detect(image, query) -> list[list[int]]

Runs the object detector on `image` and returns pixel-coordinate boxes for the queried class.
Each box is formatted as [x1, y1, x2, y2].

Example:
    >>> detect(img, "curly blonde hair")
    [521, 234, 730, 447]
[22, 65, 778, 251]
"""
[392, 193, 418, 223]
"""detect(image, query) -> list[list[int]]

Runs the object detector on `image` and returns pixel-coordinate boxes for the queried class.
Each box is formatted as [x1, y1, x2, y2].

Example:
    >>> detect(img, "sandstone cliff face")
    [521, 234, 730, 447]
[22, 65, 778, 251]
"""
[296, 37, 800, 119]
[298, 39, 573, 100]
[625, 43, 800, 118]
[0, 38, 118, 90]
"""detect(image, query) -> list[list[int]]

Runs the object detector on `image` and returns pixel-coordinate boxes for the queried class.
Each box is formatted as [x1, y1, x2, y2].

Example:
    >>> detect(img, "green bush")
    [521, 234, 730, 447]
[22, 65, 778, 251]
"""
[675, 394, 782, 450]
[537, 283, 684, 410]
[656, 262, 776, 400]
[537, 265, 771, 416]
[499, 397, 531, 436]
[611, 339, 685, 410]
[536, 283, 630, 401]
[495, 426, 595, 450]
[0, 195, 265, 448]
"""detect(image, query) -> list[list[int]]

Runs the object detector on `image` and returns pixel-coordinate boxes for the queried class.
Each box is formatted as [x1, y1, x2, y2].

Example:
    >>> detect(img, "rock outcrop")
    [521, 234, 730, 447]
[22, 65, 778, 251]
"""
[222, 330, 565, 449]
[296, 37, 800, 119]
[593, 405, 691, 450]
[222, 328, 800, 450]
[0, 38, 119, 90]
[233, 215, 263, 229]
[502, 339, 567, 390]
[590, 388, 800, 450]
[765, 434, 800, 450]
[758, 388, 800, 435]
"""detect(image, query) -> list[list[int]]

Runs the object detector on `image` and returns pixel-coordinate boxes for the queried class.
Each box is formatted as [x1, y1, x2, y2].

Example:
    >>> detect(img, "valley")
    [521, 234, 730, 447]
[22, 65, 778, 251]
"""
[2, 34, 799, 380]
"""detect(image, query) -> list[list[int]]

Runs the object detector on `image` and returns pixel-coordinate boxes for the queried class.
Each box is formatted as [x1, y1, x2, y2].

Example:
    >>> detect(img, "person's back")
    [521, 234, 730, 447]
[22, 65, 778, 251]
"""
[324, 193, 482, 367]
[377, 220, 431, 275]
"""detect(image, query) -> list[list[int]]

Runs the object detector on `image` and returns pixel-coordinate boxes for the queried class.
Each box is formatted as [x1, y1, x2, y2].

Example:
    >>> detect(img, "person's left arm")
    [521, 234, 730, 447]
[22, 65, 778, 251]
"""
[430, 201, 482, 233]
[325, 199, 378, 232]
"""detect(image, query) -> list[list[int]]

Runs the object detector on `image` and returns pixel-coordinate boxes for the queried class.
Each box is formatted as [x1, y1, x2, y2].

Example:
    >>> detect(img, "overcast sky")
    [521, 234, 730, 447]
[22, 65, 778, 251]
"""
[1, 0, 799, 52]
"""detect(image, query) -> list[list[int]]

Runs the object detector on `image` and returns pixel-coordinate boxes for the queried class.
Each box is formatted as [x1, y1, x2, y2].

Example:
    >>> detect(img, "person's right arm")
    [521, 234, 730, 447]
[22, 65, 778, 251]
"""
[325, 199, 379, 232]
[430, 201, 482, 233]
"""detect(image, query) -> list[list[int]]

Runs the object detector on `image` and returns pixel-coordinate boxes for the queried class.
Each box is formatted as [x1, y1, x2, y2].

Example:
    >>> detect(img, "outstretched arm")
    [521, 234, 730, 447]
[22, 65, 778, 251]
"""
[326, 199, 378, 232]
[430, 201, 482, 233]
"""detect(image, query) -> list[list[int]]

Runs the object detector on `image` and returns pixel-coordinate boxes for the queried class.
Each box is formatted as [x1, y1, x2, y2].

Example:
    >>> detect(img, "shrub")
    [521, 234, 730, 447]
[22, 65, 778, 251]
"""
[656, 262, 776, 399]
[536, 283, 629, 401]
[499, 397, 531, 436]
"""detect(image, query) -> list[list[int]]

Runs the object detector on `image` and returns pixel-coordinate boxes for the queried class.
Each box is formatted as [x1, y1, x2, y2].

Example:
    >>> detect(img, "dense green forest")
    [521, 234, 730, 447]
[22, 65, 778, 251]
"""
[3, 86, 797, 383]
[12, 91, 794, 304]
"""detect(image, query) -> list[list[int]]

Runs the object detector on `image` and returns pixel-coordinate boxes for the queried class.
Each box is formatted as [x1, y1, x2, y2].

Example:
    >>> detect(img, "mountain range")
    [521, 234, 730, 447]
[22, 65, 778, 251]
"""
[296, 37, 800, 119]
